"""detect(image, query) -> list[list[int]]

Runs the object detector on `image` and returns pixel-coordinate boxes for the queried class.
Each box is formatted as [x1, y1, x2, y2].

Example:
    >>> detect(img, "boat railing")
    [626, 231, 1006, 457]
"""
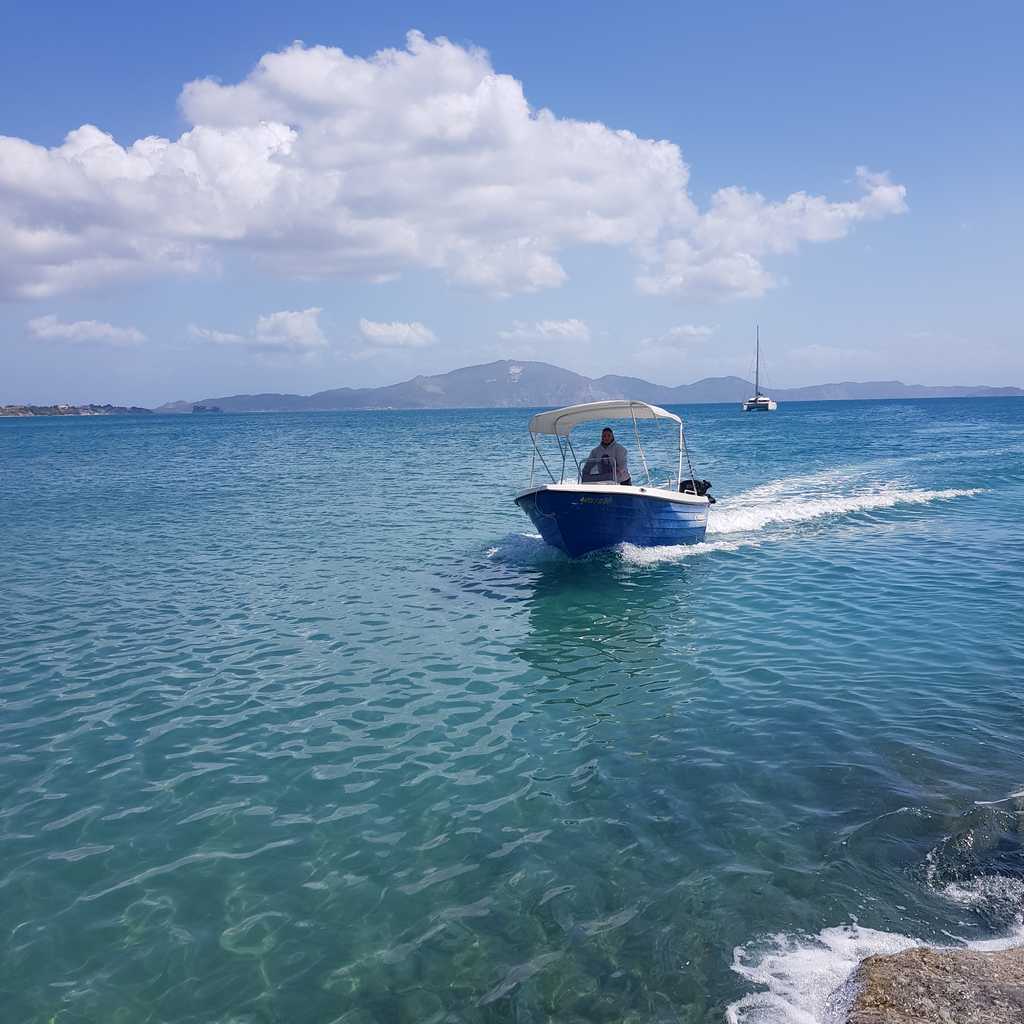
[526, 401, 702, 496]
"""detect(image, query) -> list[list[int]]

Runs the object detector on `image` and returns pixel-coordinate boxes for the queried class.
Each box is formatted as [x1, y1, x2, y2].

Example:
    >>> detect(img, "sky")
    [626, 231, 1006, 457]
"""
[1, 0, 1022, 406]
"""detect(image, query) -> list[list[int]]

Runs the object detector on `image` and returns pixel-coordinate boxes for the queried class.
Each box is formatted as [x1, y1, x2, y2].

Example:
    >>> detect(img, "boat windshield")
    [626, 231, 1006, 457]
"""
[579, 450, 622, 484]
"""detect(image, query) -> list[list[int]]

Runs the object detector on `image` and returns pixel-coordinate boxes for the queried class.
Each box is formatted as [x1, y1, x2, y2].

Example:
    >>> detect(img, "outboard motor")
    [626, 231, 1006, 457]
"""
[680, 478, 716, 504]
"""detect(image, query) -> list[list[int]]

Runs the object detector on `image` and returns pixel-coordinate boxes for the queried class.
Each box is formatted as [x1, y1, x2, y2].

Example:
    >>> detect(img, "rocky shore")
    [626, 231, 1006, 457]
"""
[847, 945, 1024, 1023]
[0, 403, 152, 417]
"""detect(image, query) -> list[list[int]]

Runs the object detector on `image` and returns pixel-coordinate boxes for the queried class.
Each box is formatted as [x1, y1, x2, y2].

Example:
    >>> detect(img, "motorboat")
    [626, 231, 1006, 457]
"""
[514, 400, 713, 557]
[741, 326, 778, 412]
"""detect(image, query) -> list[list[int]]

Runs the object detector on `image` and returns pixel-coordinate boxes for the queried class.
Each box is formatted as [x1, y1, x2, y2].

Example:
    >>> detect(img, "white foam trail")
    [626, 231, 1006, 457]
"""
[617, 537, 760, 566]
[708, 487, 983, 537]
[975, 787, 1024, 806]
[726, 914, 1024, 1024]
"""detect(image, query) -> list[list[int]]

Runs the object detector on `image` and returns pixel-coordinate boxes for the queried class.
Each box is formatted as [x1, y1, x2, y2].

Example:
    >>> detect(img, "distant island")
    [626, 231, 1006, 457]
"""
[0, 403, 152, 417]
[5, 361, 1021, 416]
[155, 359, 1024, 413]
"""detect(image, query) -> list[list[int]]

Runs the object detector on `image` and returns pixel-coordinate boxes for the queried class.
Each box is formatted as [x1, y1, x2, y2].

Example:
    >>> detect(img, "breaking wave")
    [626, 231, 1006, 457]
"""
[726, 913, 1024, 1023]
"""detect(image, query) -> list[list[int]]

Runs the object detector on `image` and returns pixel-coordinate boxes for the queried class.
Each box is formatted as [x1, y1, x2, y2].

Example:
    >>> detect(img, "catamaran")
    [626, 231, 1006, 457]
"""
[742, 326, 777, 412]
[514, 400, 713, 557]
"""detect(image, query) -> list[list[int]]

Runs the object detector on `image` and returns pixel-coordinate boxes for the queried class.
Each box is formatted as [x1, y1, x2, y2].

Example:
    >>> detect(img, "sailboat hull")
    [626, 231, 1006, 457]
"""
[743, 326, 776, 411]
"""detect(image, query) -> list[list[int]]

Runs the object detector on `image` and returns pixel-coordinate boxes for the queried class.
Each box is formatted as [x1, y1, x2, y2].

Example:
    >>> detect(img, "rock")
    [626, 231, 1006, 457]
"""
[847, 945, 1024, 1023]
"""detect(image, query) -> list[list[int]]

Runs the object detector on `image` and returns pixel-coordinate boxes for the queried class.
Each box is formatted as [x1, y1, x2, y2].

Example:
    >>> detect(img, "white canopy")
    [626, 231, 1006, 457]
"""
[528, 400, 681, 437]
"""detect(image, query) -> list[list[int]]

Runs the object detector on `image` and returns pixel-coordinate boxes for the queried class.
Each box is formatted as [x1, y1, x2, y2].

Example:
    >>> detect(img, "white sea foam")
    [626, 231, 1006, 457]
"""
[941, 874, 1024, 909]
[726, 912, 1024, 1023]
[484, 532, 554, 563]
[708, 487, 983, 537]
[726, 924, 921, 1024]
[617, 537, 760, 566]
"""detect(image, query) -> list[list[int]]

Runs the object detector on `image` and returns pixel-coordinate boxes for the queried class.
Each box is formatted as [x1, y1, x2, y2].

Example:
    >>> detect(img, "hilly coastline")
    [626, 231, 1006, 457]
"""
[156, 359, 1024, 413]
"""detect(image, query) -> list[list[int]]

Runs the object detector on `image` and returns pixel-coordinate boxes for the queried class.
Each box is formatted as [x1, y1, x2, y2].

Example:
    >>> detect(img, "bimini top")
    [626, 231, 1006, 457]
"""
[528, 399, 681, 437]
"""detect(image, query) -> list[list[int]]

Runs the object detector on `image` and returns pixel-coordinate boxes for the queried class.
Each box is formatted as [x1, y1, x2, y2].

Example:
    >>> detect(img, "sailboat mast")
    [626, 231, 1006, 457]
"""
[755, 325, 760, 396]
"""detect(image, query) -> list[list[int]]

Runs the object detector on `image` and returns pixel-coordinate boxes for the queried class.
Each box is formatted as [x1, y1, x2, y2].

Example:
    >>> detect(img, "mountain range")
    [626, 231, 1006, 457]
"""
[156, 360, 1024, 413]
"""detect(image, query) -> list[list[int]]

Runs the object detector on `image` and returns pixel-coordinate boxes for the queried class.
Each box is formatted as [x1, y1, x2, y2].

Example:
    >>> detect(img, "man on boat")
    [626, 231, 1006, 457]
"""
[584, 427, 631, 486]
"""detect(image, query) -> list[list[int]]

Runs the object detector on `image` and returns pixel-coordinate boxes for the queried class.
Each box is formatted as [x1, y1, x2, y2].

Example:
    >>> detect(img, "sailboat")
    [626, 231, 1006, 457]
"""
[741, 326, 778, 412]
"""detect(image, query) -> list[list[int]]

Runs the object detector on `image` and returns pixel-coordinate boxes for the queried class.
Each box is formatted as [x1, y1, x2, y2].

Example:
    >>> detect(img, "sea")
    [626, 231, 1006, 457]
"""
[2, 397, 1022, 1024]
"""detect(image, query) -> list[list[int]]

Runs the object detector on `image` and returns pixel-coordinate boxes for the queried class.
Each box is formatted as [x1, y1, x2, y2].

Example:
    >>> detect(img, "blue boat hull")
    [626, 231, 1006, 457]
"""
[515, 487, 708, 557]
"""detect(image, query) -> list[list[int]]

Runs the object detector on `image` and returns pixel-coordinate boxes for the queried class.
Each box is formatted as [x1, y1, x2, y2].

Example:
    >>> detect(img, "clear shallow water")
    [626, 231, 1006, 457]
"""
[1, 398, 1022, 1023]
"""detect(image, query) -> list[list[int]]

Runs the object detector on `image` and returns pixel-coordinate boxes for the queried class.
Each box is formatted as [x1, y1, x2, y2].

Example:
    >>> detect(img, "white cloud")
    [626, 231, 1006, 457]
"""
[188, 325, 245, 344]
[254, 308, 326, 349]
[499, 318, 591, 342]
[26, 314, 145, 345]
[0, 32, 907, 302]
[635, 323, 717, 362]
[358, 318, 436, 347]
[659, 323, 716, 341]
[637, 168, 907, 298]
[190, 307, 327, 352]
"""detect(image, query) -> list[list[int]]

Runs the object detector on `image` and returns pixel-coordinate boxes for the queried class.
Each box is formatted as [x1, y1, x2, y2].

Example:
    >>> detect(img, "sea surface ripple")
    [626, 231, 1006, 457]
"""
[1, 398, 1022, 1023]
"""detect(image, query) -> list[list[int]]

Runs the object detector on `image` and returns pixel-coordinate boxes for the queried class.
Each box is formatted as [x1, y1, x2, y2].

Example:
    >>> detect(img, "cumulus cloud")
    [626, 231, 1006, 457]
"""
[655, 323, 716, 342]
[636, 323, 717, 360]
[637, 168, 907, 298]
[0, 32, 907, 302]
[358, 318, 436, 347]
[190, 307, 327, 352]
[499, 318, 591, 341]
[26, 314, 145, 345]
[188, 325, 245, 344]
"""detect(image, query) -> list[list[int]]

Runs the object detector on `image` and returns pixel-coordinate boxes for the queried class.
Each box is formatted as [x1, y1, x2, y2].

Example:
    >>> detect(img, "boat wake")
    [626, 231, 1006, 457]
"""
[610, 484, 982, 567]
[489, 481, 983, 566]
[484, 532, 558, 563]
[708, 485, 983, 536]
[617, 537, 759, 566]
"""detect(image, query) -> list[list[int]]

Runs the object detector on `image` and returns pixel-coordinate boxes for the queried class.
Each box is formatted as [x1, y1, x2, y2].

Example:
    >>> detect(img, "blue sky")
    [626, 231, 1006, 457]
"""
[2, 0, 1021, 405]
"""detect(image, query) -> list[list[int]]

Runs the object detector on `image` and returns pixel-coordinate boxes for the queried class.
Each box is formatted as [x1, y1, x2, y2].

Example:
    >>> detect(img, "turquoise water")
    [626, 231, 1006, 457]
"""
[2, 398, 1022, 1023]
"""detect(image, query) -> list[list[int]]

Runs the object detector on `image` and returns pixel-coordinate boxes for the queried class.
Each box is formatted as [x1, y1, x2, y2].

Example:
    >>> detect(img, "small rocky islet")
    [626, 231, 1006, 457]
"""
[0, 403, 153, 417]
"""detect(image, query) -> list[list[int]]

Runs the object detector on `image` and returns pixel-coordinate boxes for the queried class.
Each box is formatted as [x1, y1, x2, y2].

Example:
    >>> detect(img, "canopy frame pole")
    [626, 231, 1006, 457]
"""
[556, 435, 568, 483]
[530, 431, 557, 484]
[630, 405, 652, 486]
[677, 423, 684, 489]
[529, 450, 536, 488]
[565, 436, 582, 482]
[680, 421, 698, 492]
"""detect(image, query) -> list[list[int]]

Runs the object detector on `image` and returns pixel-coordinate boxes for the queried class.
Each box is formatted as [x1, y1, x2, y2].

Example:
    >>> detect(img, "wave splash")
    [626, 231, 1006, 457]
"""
[726, 853, 1024, 1024]
[725, 914, 1024, 1024]
[726, 924, 921, 1024]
